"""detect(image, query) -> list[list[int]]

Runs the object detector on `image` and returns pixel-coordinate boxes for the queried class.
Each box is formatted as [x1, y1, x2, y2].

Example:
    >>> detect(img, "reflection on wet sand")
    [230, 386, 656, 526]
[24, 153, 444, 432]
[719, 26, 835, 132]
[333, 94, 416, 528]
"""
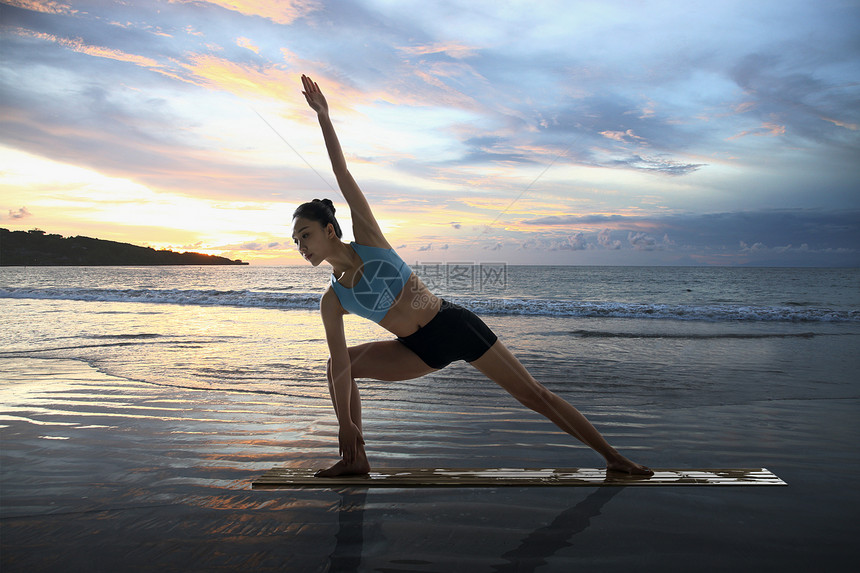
[328, 489, 368, 572]
[323, 486, 624, 573]
[494, 487, 625, 573]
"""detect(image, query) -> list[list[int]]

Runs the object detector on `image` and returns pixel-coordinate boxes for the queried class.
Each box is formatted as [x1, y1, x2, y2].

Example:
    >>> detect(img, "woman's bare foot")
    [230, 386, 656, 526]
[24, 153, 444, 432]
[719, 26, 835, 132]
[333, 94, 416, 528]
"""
[606, 455, 654, 476]
[314, 457, 371, 478]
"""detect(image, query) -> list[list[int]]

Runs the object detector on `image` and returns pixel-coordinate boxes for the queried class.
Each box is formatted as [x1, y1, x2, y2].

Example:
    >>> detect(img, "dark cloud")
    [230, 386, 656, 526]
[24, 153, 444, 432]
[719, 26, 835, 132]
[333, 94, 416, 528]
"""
[456, 135, 536, 165]
[730, 53, 860, 149]
[523, 214, 630, 226]
[518, 209, 860, 264]
[524, 94, 711, 176]
[601, 154, 705, 176]
[663, 210, 860, 252]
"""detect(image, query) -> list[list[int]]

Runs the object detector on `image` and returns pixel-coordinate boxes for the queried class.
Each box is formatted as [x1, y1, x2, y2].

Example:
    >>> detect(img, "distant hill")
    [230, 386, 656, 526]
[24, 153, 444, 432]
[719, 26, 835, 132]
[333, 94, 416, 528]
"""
[0, 228, 248, 266]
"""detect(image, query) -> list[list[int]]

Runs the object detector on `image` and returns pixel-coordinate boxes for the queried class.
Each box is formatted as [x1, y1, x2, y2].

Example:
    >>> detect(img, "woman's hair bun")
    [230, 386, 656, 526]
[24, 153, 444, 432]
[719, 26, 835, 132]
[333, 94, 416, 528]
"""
[315, 198, 335, 214]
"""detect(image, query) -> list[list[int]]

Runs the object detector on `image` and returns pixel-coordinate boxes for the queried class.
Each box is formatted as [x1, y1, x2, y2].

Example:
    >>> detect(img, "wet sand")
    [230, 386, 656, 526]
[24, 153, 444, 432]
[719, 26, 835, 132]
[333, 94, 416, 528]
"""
[1, 357, 857, 572]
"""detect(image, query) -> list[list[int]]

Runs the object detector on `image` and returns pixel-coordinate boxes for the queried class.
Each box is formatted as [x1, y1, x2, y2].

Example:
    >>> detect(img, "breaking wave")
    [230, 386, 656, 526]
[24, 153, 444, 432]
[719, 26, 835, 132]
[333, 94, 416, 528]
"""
[3, 286, 858, 323]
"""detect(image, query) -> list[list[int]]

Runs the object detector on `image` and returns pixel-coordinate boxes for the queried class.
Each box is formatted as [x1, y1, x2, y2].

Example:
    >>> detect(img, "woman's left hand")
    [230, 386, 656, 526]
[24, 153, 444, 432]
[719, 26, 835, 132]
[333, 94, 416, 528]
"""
[302, 74, 329, 116]
[338, 421, 364, 464]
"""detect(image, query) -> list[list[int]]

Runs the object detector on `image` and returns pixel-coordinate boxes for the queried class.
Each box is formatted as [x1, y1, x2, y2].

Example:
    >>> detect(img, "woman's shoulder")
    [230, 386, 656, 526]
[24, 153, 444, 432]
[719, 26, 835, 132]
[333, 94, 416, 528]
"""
[320, 286, 345, 313]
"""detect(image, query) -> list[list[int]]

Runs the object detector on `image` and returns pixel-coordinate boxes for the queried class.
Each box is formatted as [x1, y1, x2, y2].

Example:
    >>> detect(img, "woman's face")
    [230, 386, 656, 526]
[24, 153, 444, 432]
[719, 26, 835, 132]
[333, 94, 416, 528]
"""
[291, 217, 331, 266]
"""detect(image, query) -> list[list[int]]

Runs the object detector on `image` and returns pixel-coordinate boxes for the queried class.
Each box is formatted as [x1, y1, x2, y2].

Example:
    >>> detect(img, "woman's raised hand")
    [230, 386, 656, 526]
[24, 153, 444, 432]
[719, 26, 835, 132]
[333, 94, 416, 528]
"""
[301, 74, 329, 116]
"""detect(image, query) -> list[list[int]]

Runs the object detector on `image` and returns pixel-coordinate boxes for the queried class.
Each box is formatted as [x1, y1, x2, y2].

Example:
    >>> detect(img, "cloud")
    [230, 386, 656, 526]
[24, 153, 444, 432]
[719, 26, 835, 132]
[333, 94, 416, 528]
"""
[9, 27, 162, 70]
[6, 206, 32, 220]
[172, 0, 321, 25]
[517, 209, 860, 262]
[179, 53, 298, 100]
[598, 228, 622, 250]
[570, 233, 588, 250]
[523, 214, 627, 226]
[729, 52, 860, 148]
[236, 37, 261, 54]
[600, 153, 706, 176]
[0, 92, 309, 200]
[398, 42, 479, 59]
[3, 0, 76, 15]
[600, 129, 645, 143]
[628, 231, 659, 251]
[458, 135, 537, 165]
[729, 117, 787, 140]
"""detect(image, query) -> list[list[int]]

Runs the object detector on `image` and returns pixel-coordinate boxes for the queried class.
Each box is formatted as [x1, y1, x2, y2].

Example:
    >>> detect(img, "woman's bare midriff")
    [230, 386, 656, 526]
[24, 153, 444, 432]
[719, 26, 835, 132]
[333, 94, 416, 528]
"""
[378, 274, 441, 337]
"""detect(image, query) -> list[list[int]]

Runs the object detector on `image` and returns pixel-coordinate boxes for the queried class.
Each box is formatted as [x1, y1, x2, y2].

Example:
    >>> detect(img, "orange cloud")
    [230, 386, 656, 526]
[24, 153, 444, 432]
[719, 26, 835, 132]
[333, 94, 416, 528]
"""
[169, 0, 320, 25]
[733, 101, 756, 114]
[728, 120, 786, 140]
[3, 0, 76, 15]
[11, 27, 160, 69]
[236, 36, 261, 54]
[398, 42, 479, 59]
[821, 116, 859, 131]
[178, 54, 369, 115]
[182, 54, 293, 100]
[600, 129, 645, 143]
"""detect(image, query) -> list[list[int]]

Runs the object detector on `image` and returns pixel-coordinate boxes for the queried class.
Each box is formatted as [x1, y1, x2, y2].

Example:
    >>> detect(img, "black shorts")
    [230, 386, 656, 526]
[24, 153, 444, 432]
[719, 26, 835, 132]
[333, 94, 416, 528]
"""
[397, 300, 498, 369]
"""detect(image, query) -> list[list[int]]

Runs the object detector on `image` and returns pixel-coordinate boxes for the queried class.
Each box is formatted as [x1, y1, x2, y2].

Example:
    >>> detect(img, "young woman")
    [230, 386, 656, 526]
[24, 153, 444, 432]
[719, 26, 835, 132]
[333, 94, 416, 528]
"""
[294, 74, 652, 478]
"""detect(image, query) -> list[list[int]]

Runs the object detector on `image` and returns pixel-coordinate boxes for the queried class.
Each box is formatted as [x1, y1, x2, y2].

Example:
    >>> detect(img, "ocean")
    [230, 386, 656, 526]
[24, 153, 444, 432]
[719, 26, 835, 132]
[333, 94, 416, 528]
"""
[1, 265, 858, 571]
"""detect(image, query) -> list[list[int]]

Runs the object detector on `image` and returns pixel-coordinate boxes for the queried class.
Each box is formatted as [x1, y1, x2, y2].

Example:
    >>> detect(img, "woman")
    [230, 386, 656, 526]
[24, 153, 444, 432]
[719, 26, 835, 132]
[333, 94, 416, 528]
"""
[295, 74, 652, 478]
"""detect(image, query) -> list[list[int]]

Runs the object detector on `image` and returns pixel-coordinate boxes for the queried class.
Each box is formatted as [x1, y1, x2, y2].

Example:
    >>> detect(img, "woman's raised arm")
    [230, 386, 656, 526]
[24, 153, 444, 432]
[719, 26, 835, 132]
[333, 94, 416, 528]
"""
[302, 75, 387, 247]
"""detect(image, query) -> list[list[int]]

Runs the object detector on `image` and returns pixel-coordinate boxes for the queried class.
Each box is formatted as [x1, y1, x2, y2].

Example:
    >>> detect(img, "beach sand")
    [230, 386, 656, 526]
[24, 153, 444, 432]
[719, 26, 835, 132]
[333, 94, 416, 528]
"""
[1, 356, 857, 572]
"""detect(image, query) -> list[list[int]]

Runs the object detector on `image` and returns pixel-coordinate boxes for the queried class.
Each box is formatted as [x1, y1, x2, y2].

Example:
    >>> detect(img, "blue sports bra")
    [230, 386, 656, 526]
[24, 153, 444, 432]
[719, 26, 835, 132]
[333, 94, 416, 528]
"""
[330, 242, 413, 323]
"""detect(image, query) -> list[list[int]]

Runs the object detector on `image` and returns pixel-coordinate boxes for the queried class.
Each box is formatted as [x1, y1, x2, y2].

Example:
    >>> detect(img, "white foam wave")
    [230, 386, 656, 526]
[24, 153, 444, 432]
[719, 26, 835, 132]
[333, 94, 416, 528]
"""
[0, 286, 320, 310]
[2, 287, 858, 322]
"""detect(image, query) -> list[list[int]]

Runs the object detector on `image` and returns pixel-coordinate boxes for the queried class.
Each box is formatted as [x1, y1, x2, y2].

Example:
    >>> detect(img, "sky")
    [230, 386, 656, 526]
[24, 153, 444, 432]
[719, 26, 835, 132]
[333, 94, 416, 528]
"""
[1, 0, 859, 266]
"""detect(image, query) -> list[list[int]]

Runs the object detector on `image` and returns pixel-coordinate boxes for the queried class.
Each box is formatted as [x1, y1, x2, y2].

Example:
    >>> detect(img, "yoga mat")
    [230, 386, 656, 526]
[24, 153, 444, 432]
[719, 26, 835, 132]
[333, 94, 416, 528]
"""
[251, 467, 787, 489]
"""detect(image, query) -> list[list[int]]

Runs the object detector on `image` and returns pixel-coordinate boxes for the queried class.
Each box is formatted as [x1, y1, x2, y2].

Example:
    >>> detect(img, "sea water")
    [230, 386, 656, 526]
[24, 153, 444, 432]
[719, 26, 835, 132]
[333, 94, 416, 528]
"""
[1, 265, 859, 570]
[2, 265, 858, 456]
[2, 265, 857, 402]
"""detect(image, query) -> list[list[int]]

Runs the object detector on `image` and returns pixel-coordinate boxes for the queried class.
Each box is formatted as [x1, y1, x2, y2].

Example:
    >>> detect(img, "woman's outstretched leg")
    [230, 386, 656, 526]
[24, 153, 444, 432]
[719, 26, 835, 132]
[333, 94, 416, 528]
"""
[470, 340, 653, 475]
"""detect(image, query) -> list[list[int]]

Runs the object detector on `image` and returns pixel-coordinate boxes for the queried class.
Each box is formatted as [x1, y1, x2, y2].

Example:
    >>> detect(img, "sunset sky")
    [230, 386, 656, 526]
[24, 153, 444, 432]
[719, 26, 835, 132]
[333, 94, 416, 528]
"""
[1, 0, 858, 266]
